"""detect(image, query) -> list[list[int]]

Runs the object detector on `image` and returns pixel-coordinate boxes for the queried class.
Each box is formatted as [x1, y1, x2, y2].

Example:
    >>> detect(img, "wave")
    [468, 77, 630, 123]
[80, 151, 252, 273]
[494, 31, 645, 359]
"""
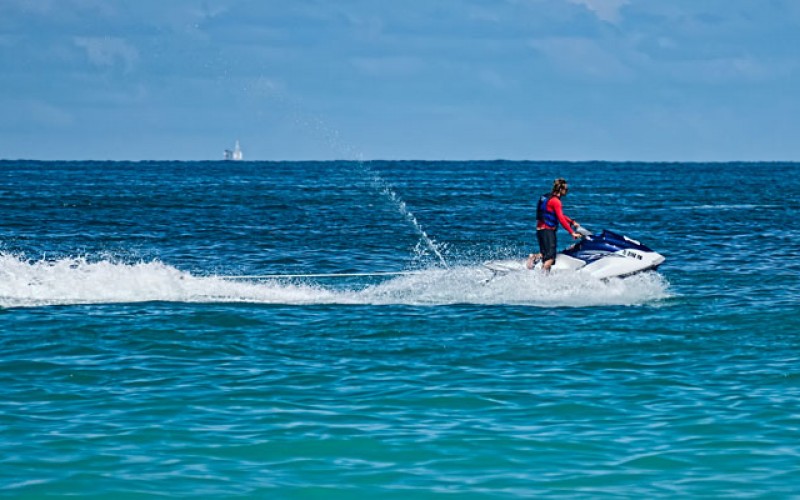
[0, 254, 671, 309]
[672, 204, 779, 210]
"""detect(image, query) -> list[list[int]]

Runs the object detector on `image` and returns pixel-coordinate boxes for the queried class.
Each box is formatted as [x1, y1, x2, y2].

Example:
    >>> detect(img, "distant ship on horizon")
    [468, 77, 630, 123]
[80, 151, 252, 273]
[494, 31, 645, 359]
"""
[224, 140, 243, 161]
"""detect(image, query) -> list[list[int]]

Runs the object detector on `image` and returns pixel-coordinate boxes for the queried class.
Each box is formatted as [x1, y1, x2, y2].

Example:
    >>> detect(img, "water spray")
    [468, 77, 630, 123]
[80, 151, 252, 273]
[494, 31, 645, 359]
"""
[291, 112, 449, 267]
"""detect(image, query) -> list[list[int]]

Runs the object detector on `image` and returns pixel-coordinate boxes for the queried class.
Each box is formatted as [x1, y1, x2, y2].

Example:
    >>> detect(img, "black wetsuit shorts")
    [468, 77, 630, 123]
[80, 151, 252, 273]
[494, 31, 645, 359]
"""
[537, 228, 557, 262]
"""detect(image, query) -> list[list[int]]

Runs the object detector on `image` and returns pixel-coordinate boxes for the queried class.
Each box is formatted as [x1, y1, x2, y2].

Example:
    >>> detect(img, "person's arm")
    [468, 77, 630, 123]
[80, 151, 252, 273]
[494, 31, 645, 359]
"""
[551, 198, 580, 237]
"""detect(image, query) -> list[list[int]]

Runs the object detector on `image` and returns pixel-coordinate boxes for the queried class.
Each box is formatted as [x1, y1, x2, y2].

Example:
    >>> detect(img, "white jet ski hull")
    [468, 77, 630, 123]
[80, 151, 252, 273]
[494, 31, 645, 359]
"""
[483, 229, 665, 280]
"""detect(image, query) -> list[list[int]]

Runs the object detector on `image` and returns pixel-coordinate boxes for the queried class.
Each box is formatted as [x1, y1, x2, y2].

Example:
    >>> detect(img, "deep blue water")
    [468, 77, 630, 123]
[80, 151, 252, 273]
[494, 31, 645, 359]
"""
[1, 160, 799, 497]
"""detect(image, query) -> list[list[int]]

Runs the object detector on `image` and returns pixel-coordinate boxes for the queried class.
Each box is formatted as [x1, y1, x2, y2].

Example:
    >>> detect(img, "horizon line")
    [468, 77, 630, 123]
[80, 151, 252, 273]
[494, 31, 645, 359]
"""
[2, 158, 799, 165]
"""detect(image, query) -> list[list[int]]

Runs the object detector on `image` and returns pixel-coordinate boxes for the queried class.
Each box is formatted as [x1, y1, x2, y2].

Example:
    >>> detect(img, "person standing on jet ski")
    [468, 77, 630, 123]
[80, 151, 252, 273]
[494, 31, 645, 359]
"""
[527, 178, 581, 271]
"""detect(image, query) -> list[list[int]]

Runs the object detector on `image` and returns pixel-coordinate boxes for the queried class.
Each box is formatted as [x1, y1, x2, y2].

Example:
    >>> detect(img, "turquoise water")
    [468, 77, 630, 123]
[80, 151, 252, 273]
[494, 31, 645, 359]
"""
[1, 161, 799, 497]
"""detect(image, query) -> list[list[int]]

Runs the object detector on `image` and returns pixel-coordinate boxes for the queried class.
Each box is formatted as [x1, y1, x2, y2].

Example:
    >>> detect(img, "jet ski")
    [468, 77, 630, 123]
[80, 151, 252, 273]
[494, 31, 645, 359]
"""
[484, 227, 665, 280]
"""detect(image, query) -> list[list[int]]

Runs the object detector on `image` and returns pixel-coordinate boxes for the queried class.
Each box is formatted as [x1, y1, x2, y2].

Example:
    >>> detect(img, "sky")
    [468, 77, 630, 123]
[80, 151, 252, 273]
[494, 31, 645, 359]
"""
[1, 0, 799, 161]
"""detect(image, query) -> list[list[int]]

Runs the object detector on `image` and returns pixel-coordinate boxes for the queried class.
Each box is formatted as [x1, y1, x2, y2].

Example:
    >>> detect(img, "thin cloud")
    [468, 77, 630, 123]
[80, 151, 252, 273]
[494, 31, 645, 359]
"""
[658, 56, 798, 85]
[1, 0, 116, 20]
[351, 56, 425, 78]
[19, 99, 75, 127]
[567, 0, 629, 24]
[73, 36, 140, 73]
[529, 37, 634, 81]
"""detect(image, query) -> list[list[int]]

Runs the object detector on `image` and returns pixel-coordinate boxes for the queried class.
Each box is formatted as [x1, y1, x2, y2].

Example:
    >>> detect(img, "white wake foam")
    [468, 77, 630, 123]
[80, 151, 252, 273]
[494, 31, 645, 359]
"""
[0, 254, 671, 309]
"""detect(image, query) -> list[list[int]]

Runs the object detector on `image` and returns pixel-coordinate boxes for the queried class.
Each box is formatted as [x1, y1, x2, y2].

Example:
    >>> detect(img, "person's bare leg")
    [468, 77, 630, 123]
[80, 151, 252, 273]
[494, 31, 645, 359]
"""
[542, 259, 554, 272]
[526, 253, 541, 269]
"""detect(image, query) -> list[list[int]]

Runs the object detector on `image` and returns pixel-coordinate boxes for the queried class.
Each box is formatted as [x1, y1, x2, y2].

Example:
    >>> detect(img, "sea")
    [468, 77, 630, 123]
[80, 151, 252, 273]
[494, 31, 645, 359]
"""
[1, 160, 798, 498]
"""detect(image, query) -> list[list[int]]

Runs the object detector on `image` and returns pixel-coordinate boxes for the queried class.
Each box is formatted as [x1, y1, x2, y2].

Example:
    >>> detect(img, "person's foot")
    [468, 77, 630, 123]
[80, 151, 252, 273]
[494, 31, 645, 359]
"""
[526, 253, 540, 269]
